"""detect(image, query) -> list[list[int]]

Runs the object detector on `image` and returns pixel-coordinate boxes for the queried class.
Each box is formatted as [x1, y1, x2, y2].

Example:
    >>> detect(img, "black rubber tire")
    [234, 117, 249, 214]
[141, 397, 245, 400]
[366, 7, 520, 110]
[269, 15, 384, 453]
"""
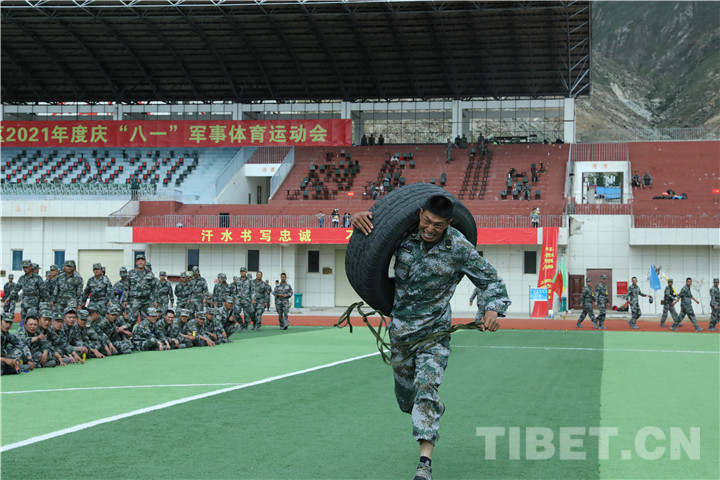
[345, 182, 477, 316]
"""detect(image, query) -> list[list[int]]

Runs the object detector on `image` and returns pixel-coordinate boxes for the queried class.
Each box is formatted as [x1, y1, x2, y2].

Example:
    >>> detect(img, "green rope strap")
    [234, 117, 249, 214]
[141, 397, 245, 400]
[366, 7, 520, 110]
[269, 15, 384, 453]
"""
[334, 301, 485, 366]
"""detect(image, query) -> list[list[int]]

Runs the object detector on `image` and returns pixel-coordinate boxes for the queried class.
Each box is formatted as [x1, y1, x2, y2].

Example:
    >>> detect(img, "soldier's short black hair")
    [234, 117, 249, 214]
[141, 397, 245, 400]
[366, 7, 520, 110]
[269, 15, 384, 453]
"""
[422, 195, 454, 221]
[686, 277, 692, 281]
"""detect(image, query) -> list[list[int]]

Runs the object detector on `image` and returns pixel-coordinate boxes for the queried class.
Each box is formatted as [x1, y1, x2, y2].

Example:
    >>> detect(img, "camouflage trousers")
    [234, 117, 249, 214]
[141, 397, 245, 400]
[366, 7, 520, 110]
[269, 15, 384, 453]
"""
[30, 350, 57, 368]
[21, 296, 41, 323]
[630, 302, 642, 325]
[660, 303, 679, 324]
[710, 305, 719, 328]
[276, 301, 290, 329]
[596, 302, 607, 325]
[577, 304, 596, 324]
[250, 303, 265, 327]
[391, 335, 450, 446]
[675, 306, 699, 328]
[189, 298, 205, 317]
[223, 320, 239, 337]
[86, 299, 109, 317]
[128, 297, 153, 325]
[113, 339, 134, 355]
[3, 300, 16, 316]
[234, 302, 252, 328]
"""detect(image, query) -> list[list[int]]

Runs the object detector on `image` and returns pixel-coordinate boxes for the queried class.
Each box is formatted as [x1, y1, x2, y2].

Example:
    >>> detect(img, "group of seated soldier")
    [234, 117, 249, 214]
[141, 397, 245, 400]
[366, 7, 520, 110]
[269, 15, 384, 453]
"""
[632, 170, 653, 189]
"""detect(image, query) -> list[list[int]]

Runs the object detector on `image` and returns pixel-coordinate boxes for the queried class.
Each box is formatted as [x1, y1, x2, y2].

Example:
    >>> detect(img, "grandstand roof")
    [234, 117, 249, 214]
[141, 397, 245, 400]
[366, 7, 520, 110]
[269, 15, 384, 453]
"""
[1, 0, 591, 104]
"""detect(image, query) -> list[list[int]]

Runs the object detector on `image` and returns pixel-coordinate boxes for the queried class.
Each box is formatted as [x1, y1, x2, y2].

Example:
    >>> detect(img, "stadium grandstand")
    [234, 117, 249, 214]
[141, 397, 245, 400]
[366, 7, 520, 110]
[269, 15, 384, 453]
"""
[1, 0, 718, 316]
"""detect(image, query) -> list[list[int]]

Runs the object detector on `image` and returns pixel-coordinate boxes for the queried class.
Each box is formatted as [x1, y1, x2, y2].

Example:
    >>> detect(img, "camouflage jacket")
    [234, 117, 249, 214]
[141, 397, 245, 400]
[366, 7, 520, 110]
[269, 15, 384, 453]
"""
[175, 282, 191, 307]
[156, 280, 174, 306]
[17, 272, 44, 300]
[469, 284, 490, 313]
[212, 283, 232, 306]
[678, 285, 694, 308]
[15, 328, 52, 355]
[57, 272, 84, 306]
[595, 282, 608, 303]
[273, 282, 293, 306]
[70, 324, 103, 351]
[127, 268, 156, 300]
[47, 325, 74, 356]
[84, 276, 112, 306]
[663, 285, 677, 304]
[89, 320, 112, 346]
[709, 286, 720, 307]
[626, 284, 646, 304]
[158, 319, 184, 341]
[113, 279, 130, 304]
[234, 276, 254, 304]
[215, 306, 235, 328]
[189, 276, 209, 302]
[42, 277, 58, 303]
[132, 320, 160, 349]
[95, 317, 127, 343]
[390, 226, 510, 342]
[250, 279, 270, 303]
[579, 285, 595, 305]
[2, 281, 19, 302]
[1, 330, 31, 360]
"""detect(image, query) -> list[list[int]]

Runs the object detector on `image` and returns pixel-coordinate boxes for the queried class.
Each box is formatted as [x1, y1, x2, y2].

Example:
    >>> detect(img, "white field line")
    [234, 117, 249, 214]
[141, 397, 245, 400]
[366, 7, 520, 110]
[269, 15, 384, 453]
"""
[3, 383, 240, 395]
[0, 350, 380, 452]
[453, 345, 719, 354]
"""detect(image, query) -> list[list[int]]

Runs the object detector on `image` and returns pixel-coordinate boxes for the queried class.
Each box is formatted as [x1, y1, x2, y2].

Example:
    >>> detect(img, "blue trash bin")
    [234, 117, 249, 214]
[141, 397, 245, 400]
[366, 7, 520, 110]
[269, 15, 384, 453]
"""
[294, 293, 303, 308]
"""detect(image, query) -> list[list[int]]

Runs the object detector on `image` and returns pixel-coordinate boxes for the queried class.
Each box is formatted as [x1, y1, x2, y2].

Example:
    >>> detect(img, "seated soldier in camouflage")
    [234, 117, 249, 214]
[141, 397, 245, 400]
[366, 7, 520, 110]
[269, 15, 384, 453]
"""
[15, 313, 57, 368]
[159, 309, 189, 349]
[133, 307, 168, 351]
[37, 310, 67, 366]
[47, 312, 84, 364]
[73, 309, 107, 359]
[351, 195, 508, 480]
[64, 307, 90, 361]
[216, 297, 238, 341]
[203, 308, 228, 344]
[175, 309, 197, 347]
[1, 313, 34, 374]
[188, 310, 216, 347]
[88, 307, 119, 356]
[95, 305, 134, 355]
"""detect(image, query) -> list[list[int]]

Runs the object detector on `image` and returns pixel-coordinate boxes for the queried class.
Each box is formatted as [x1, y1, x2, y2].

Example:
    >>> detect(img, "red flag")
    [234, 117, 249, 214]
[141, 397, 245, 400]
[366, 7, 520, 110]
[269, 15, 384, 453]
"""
[552, 257, 565, 299]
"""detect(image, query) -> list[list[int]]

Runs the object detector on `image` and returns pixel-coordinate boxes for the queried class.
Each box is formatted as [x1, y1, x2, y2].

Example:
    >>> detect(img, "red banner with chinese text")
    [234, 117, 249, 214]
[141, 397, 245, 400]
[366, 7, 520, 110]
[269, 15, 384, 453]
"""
[0, 119, 352, 148]
[132, 227, 540, 245]
[531, 227, 559, 318]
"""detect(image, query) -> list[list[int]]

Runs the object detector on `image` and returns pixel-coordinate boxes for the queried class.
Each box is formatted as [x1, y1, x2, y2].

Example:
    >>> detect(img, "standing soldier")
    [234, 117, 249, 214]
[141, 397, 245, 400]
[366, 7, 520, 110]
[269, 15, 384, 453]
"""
[250, 271, 269, 331]
[659, 279, 680, 328]
[113, 267, 130, 307]
[84, 263, 111, 316]
[156, 271, 174, 313]
[264, 280, 272, 311]
[709, 278, 720, 331]
[274, 273, 293, 330]
[17, 260, 44, 325]
[626, 276, 648, 330]
[126, 254, 157, 325]
[175, 271, 191, 312]
[576, 278, 596, 328]
[234, 267, 254, 332]
[594, 275, 609, 329]
[2, 274, 18, 317]
[188, 266, 208, 316]
[55, 260, 84, 314]
[672, 278, 703, 332]
[42, 265, 59, 305]
[212, 273, 232, 309]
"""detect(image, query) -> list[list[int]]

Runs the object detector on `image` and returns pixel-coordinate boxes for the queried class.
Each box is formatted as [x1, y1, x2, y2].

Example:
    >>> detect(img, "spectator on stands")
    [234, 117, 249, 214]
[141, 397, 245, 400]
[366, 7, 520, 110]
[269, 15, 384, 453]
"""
[642, 171, 653, 189]
[378, 134, 385, 146]
[446, 138, 454, 164]
[460, 134, 468, 149]
[316, 211, 325, 228]
[508, 168, 517, 179]
[369, 134, 376, 146]
[632, 171, 641, 189]
[454, 135, 462, 148]
[477, 132, 485, 145]
[360, 134, 368, 146]
[342, 212, 352, 228]
[331, 209, 340, 227]
[370, 183, 378, 200]
[531, 207, 540, 228]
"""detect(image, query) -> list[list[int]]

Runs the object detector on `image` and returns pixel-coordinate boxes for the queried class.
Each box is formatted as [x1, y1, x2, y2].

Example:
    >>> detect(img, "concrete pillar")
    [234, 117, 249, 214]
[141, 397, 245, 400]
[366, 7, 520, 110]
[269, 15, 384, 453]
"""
[451, 100, 463, 139]
[564, 97, 576, 144]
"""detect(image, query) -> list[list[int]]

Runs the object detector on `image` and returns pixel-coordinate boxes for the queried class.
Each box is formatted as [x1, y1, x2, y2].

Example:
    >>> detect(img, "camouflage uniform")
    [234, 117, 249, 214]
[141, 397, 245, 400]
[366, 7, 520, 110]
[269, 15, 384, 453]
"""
[17, 262, 45, 324]
[95, 307, 134, 354]
[234, 271, 254, 331]
[175, 273, 192, 313]
[70, 312, 105, 358]
[576, 280, 596, 328]
[56, 263, 84, 313]
[273, 279, 293, 330]
[155, 274, 174, 313]
[158, 312, 190, 349]
[215, 300, 238, 338]
[127, 266, 156, 325]
[187, 316, 214, 347]
[626, 283, 647, 328]
[41, 267, 59, 304]
[15, 322, 57, 368]
[660, 282, 680, 327]
[469, 284, 490, 323]
[595, 278, 609, 329]
[390, 227, 510, 445]
[264, 281, 272, 310]
[188, 269, 209, 317]
[132, 318, 164, 351]
[710, 279, 720, 331]
[84, 265, 112, 316]
[2, 277, 19, 316]
[113, 269, 130, 306]
[47, 316, 78, 360]
[674, 284, 701, 331]
[1, 318, 33, 374]
[174, 311, 197, 347]
[212, 275, 232, 309]
[250, 278, 270, 329]
[205, 310, 229, 344]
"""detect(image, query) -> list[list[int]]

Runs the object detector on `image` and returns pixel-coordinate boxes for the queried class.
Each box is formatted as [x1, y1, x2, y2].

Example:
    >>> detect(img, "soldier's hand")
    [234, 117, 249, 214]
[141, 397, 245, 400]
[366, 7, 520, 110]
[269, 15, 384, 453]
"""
[40, 351, 48, 365]
[93, 349, 105, 359]
[351, 211, 374, 236]
[479, 311, 500, 332]
[27, 360, 35, 371]
[2, 358, 19, 368]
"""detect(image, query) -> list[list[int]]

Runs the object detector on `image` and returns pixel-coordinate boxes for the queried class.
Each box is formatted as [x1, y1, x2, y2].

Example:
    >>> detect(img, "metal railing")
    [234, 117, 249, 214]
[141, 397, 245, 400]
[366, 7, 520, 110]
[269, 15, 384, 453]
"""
[269, 147, 295, 200]
[0, 182, 155, 196]
[566, 202, 633, 215]
[473, 214, 566, 228]
[214, 147, 255, 197]
[108, 198, 140, 227]
[570, 142, 629, 162]
[247, 146, 293, 164]
[632, 214, 720, 229]
[576, 127, 720, 143]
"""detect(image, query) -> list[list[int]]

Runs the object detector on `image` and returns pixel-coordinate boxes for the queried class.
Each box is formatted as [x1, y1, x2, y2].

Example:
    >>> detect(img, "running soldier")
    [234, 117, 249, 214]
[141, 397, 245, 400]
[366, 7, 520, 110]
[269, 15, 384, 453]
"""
[156, 271, 174, 313]
[250, 271, 270, 331]
[17, 259, 44, 325]
[126, 254, 157, 325]
[576, 278, 596, 328]
[594, 275, 608, 329]
[188, 266, 208, 316]
[709, 278, 720, 331]
[84, 263, 112, 316]
[273, 273, 293, 330]
[626, 276, 648, 329]
[672, 278, 703, 332]
[55, 260, 84, 314]
[2, 274, 18, 317]
[234, 267, 254, 332]
[659, 279, 680, 328]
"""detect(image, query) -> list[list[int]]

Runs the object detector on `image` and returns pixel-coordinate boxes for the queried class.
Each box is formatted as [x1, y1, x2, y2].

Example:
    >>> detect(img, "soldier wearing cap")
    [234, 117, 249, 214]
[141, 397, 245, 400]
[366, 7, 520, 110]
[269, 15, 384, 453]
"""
[175, 308, 197, 347]
[594, 275, 608, 329]
[113, 267, 130, 306]
[17, 259, 45, 325]
[38, 309, 67, 366]
[576, 277, 596, 328]
[234, 267, 254, 332]
[159, 309, 189, 349]
[46, 311, 83, 364]
[132, 307, 168, 351]
[96, 305, 134, 355]
[273, 272, 294, 330]
[204, 308, 229, 344]
[71, 309, 107, 359]
[188, 309, 215, 347]
[660, 278, 680, 328]
[709, 278, 720, 331]
[1, 312, 34, 374]
[626, 276, 648, 329]
[88, 306, 118, 356]
[671, 278, 703, 332]
[216, 296, 238, 340]
[249, 271, 271, 331]
[15, 312, 58, 368]
[188, 266, 209, 317]
[41, 265, 59, 304]
[175, 271, 191, 313]
[2, 274, 19, 318]
[84, 263, 111, 317]
[155, 271, 174, 312]
[56, 260, 84, 313]
[212, 273, 232, 310]
[126, 254, 157, 326]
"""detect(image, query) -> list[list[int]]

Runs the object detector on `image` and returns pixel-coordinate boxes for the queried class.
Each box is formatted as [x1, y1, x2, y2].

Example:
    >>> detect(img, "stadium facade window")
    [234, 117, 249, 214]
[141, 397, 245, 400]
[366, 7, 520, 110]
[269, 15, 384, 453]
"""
[53, 250, 65, 267]
[523, 251, 537, 274]
[12, 250, 23, 270]
[308, 250, 319, 273]
[187, 249, 199, 271]
[219, 213, 229, 228]
[248, 250, 259, 272]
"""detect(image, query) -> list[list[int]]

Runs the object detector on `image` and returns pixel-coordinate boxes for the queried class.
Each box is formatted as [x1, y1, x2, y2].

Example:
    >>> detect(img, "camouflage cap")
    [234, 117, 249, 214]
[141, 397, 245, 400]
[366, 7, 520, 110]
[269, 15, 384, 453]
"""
[8, 274, 13, 279]
[668, 279, 674, 283]
[600, 274, 606, 280]
[192, 266, 199, 272]
[1, 313, 13, 322]
[32, 263, 39, 269]
[22, 259, 32, 267]
[586, 278, 592, 282]
[77, 310, 89, 320]
[135, 253, 146, 260]
[233, 276, 238, 281]
[225, 297, 235, 304]
[50, 264, 58, 271]
[40, 309, 53, 318]
[240, 266, 247, 272]
[159, 271, 166, 276]
[218, 273, 227, 280]
[64, 306, 77, 314]
[146, 262, 152, 268]
[205, 309, 215, 316]
[714, 278, 719, 283]
[93, 263, 102, 269]
[45, 270, 50, 276]
[53, 313, 64, 321]
[120, 267, 128, 275]
[180, 271, 188, 278]
[107, 305, 121, 314]
[179, 308, 190, 317]
[25, 309, 38, 320]
[64, 260, 76, 267]
[147, 307, 159, 316]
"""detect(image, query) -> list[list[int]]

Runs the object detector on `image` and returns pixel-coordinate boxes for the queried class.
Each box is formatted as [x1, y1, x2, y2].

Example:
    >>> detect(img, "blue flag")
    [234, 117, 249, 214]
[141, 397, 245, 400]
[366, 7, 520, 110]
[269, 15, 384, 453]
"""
[649, 265, 661, 291]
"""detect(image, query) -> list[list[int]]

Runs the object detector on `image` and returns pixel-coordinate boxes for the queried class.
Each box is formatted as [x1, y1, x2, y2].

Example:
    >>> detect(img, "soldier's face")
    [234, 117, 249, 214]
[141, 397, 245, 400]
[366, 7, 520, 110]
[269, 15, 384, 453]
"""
[64, 314, 76, 327]
[632, 278, 638, 285]
[50, 270, 58, 278]
[256, 272, 263, 281]
[281, 275, 286, 283]
[240, 272, 247, 279]
[94, 268, 102, 277]
[107, 313, 118, 323]
[23, 265, 31, 274]
[196, 317, 205, 325]
[686, 279, 692, 286]
[148, 315, 158, 323]
[38, 317, 50, 330]
[165, 313, 175, 324]
[1, 320, 12, 333]
[76, 318, 87, 329]
[418, 209, 451, 245]
[136, 259, 146, 270]
[25, 319, 38, 334]
[51, 319, 63, 331]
